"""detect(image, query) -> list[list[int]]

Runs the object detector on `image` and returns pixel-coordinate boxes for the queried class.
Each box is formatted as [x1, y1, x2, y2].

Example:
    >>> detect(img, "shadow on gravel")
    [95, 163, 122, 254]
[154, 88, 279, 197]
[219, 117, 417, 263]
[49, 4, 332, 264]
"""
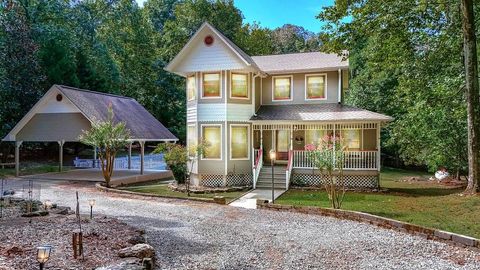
[120, 215, 185, 229]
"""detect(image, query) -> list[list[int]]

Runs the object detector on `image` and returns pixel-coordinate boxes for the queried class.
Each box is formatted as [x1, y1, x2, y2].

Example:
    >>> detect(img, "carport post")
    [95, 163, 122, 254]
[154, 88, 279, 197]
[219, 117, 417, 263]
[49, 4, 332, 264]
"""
[139, 140, 145, 175]
[128, 142, 132, 170]
[58, 140, 65, 172]
[15, 141, 23, 177]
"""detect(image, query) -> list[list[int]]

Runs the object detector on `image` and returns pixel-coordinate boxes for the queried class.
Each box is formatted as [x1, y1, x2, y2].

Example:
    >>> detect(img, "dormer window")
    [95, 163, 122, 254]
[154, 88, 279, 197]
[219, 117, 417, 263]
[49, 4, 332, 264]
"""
[202, 72, 221, 98]
[187, 75, 196, 101]
[231, 73, 248, 99]
[272, 75, 293, 101]
[306, 74, 327, 100]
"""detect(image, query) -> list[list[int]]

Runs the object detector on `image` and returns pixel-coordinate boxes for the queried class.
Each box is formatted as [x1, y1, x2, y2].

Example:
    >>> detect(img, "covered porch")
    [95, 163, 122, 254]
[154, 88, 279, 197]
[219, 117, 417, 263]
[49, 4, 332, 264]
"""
[251, 122, 382, 189]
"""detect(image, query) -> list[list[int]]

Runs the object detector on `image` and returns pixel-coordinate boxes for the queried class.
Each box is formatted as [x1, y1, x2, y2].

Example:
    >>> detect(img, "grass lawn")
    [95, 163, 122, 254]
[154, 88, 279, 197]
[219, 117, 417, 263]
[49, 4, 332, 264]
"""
[119, 183, 248, 203]
[0, 164, 72, 178]
[276, 167, 480, 238]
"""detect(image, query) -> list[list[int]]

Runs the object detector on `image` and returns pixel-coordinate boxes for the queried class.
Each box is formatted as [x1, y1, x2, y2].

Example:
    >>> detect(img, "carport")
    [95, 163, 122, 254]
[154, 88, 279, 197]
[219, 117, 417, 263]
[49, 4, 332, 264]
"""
[2, 85, 178, 176]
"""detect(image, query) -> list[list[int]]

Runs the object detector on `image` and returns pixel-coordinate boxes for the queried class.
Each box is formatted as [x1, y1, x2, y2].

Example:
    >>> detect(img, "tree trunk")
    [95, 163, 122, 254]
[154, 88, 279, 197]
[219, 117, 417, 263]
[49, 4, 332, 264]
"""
[461, 0, 480, 194]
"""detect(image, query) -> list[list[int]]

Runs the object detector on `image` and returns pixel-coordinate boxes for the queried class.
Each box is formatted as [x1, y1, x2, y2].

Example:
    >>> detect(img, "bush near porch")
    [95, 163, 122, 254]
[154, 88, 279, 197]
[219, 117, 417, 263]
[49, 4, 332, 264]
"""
[276, 167, 480, 239]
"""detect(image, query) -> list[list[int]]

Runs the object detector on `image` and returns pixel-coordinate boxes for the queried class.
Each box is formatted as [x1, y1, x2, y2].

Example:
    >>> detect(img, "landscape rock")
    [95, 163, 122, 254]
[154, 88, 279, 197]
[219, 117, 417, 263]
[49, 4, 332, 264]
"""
[94, 258, 143, 270]
[127, 235, 145, 245]
[21, 210, 48, 217]
[118, 244, 155, 259]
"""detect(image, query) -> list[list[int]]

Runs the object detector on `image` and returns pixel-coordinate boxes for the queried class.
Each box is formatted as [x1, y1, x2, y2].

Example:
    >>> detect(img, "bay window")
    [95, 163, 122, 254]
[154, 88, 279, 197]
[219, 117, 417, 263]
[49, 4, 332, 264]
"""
[202, 72, 221, 98]
[230, 125, 249, 159]
[187, 125, 197, 157]
[306, 74, 326, 100]
[231, 73, 248, 98]
[187, 75, 196, 101]
[272, 76, 292, 101]
[202, 125, 221, 159]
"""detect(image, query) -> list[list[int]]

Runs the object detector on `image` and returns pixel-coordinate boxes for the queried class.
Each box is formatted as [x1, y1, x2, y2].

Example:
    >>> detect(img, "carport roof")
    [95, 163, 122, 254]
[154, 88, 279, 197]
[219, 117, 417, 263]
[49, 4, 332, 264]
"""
[3, 85, 178, 142]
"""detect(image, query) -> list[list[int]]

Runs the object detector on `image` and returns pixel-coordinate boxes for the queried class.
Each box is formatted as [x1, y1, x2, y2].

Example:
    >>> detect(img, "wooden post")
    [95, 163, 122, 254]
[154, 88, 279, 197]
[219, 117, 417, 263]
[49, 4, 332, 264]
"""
[128, 142, 132, 170]
[72, 231, 83, 259]
[58, 140, 65, 172]
[15, 141, 22, 177]
[139, 141, 145, 175]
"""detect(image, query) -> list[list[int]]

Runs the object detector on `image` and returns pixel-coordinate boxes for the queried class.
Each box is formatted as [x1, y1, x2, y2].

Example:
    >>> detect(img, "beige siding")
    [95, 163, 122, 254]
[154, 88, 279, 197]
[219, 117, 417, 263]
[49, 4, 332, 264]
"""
[254, 76, 261, 111]
[17, 113, 91, 142]
[261, 71, 339, 105]
[363, 129, 377, 150]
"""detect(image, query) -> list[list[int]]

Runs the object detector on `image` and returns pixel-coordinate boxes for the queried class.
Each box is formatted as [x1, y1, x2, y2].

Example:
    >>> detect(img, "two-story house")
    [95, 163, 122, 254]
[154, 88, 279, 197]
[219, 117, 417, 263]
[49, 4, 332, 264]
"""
[165, 22, 392, 190]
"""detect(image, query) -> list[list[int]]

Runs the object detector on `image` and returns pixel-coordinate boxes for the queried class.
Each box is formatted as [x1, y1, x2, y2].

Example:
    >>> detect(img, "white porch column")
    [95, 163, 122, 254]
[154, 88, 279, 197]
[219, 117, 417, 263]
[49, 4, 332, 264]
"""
[128, 142, 133, 170]
[260, 126, 263, 149]
[290, 125, 293, 151]
[15, 141, 23, 177]
[377, 123, 381, 171]
[58, 140, 65, 172]
[139, 140, 145, 175]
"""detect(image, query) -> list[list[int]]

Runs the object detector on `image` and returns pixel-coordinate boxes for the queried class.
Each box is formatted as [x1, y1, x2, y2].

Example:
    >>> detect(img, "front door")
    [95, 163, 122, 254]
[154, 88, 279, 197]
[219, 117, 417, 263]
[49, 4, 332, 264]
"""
[275, 130, 290, 162]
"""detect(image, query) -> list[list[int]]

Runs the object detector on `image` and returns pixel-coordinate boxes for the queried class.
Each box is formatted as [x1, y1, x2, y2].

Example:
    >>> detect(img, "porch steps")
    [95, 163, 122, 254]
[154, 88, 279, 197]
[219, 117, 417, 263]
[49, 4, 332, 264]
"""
[256, 165, 287, 189]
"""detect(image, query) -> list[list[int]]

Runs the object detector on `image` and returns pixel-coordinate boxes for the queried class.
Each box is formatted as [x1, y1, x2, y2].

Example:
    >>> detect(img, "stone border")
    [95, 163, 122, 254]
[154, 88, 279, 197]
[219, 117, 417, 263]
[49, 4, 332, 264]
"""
[256, 200, 480, 249]
[95, 183, 218, 204]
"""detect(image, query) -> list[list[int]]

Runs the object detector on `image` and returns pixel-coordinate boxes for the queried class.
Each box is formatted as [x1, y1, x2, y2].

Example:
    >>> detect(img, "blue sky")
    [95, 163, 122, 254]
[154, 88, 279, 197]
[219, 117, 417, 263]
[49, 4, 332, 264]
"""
[136, 0, 335, 33]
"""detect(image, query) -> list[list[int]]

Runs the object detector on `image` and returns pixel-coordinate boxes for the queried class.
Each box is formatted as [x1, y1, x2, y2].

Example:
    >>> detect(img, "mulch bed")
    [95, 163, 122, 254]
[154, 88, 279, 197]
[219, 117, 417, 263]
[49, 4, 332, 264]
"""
[0, 214, 142, 270]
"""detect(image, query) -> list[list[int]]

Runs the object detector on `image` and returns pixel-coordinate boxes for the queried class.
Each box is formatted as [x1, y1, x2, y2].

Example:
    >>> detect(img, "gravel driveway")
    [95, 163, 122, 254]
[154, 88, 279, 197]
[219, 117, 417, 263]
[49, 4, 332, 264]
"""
[15, 179, 479, 269]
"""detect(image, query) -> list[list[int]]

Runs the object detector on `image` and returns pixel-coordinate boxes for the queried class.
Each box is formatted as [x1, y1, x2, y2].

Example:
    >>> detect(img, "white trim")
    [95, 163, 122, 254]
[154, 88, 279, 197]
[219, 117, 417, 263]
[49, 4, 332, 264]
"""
[304, 73, 328, 101]
[271, 75, 293, 102]
[200, 124, 222, 161]
[338, 69, 342, 103]
[187, 74, 196, 101]
[229, 124, 250, 160]
[260, 77, 263, 105]
[200, 71, 222, 99]
[229, 72, 250, 100]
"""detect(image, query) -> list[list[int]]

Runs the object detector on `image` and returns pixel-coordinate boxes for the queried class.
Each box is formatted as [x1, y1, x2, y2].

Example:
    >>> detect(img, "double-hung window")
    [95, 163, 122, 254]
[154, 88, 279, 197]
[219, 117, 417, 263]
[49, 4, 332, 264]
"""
[202, 72, 221, 98]
[202, 125, 222, 159]
[305, 74, 326, 100]
[230, 125, 249, 159]
[231, 73, 248, 99]
[272, 76, 292, 101]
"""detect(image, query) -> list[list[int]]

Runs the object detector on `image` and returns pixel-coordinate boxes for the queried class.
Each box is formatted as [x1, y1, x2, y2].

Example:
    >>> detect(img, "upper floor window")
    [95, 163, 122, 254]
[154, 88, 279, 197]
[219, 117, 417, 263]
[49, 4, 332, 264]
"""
[187, 75, 196, 101]
[272, 76, 292, 101]
[306, 74, 327, 100]
[231, 73, 248, 99]
[202, 72, 221, 98]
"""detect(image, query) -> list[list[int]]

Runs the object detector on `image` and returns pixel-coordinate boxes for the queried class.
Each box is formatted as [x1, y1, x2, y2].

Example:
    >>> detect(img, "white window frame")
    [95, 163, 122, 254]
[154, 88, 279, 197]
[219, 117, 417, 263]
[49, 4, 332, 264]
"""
[229, 124, 250, 160]
[230, 72, 249, 100]
[201, 71, 222, 99]
[187, 75, 196, 101]
[187, 123, 197, 157]
[200, 124, 222, 160]
[305, 73, 328, 101]
[271, 75, 293, 102]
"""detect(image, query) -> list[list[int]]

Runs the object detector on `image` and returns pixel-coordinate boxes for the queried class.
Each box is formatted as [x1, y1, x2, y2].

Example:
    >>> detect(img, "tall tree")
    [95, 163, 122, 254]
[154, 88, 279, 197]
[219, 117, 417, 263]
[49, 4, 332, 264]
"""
[461, 0, 480, 193]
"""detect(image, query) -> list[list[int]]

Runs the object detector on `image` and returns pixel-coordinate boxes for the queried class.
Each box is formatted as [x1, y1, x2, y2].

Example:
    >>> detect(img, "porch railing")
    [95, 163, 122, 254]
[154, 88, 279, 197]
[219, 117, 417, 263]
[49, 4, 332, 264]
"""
[285, 150, 293, 189]
[252, 149, 263, 189]
[292, 150, 378, 170]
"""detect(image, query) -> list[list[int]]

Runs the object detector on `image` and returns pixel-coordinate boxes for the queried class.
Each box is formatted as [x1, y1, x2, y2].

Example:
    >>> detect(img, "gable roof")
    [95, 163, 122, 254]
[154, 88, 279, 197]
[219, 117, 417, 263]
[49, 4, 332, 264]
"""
[165, 22, 259, 76]
[251, 52, 348, 74]
[3, 85, 178, 142]
[251, 104, 393, 122]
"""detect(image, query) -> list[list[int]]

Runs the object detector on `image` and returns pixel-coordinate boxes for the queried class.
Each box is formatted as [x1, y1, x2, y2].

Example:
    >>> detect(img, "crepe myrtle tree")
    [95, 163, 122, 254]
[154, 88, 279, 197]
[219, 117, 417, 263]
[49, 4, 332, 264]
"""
[305, 134, 347, 209]
[79, 105, 131, 187]
[154, 140, 208, 196]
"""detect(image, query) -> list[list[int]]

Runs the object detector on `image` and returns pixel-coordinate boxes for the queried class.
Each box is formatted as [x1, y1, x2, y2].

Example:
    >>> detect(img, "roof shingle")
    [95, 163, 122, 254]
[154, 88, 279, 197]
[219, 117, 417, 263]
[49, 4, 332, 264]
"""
[251, 103, 393, 122]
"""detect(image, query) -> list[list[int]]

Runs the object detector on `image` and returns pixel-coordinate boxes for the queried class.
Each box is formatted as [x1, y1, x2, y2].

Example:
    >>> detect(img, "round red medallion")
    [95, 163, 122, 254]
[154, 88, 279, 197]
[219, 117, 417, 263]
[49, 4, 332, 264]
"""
[204, 35, 214, 46]
[56, 94, 63, 102]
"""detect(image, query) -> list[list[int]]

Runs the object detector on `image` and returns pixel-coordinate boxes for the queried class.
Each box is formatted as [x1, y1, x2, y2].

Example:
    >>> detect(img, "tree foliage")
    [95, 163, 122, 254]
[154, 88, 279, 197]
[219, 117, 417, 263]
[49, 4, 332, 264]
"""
[318, 0, 471, 176]
[79, 105, 131, 187]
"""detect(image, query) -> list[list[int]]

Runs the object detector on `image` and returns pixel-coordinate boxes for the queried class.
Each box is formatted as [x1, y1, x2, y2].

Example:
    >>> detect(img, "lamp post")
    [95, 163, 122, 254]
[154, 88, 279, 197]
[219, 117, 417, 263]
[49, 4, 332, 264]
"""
[36, 245, 52, 270]
[44, 200, 52, 211]
[88, 199, 96, 219]
[269, 149, 276, 203]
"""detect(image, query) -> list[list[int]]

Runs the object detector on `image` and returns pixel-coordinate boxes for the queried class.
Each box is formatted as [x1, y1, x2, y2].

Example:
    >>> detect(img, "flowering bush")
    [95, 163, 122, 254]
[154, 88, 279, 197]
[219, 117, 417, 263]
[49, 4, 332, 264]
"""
[305, 134, 346, 209]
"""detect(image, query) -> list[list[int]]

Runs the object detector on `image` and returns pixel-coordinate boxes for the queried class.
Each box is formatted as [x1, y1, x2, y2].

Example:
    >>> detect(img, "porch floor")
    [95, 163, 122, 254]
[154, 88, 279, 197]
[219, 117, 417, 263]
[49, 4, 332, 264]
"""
[229, 188, 286, 209]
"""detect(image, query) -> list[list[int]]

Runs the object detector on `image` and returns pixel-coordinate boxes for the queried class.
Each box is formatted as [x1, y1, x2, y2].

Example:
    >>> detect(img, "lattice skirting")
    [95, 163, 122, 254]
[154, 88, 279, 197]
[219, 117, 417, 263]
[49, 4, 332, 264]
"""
[291, 173, 379, 188]
[200, 174, 252, 187]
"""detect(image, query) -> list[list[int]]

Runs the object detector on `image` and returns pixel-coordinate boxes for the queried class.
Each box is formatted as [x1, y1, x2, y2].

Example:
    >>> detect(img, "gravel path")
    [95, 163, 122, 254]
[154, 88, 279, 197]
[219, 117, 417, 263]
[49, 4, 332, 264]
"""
[17, 179, 480, 270]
